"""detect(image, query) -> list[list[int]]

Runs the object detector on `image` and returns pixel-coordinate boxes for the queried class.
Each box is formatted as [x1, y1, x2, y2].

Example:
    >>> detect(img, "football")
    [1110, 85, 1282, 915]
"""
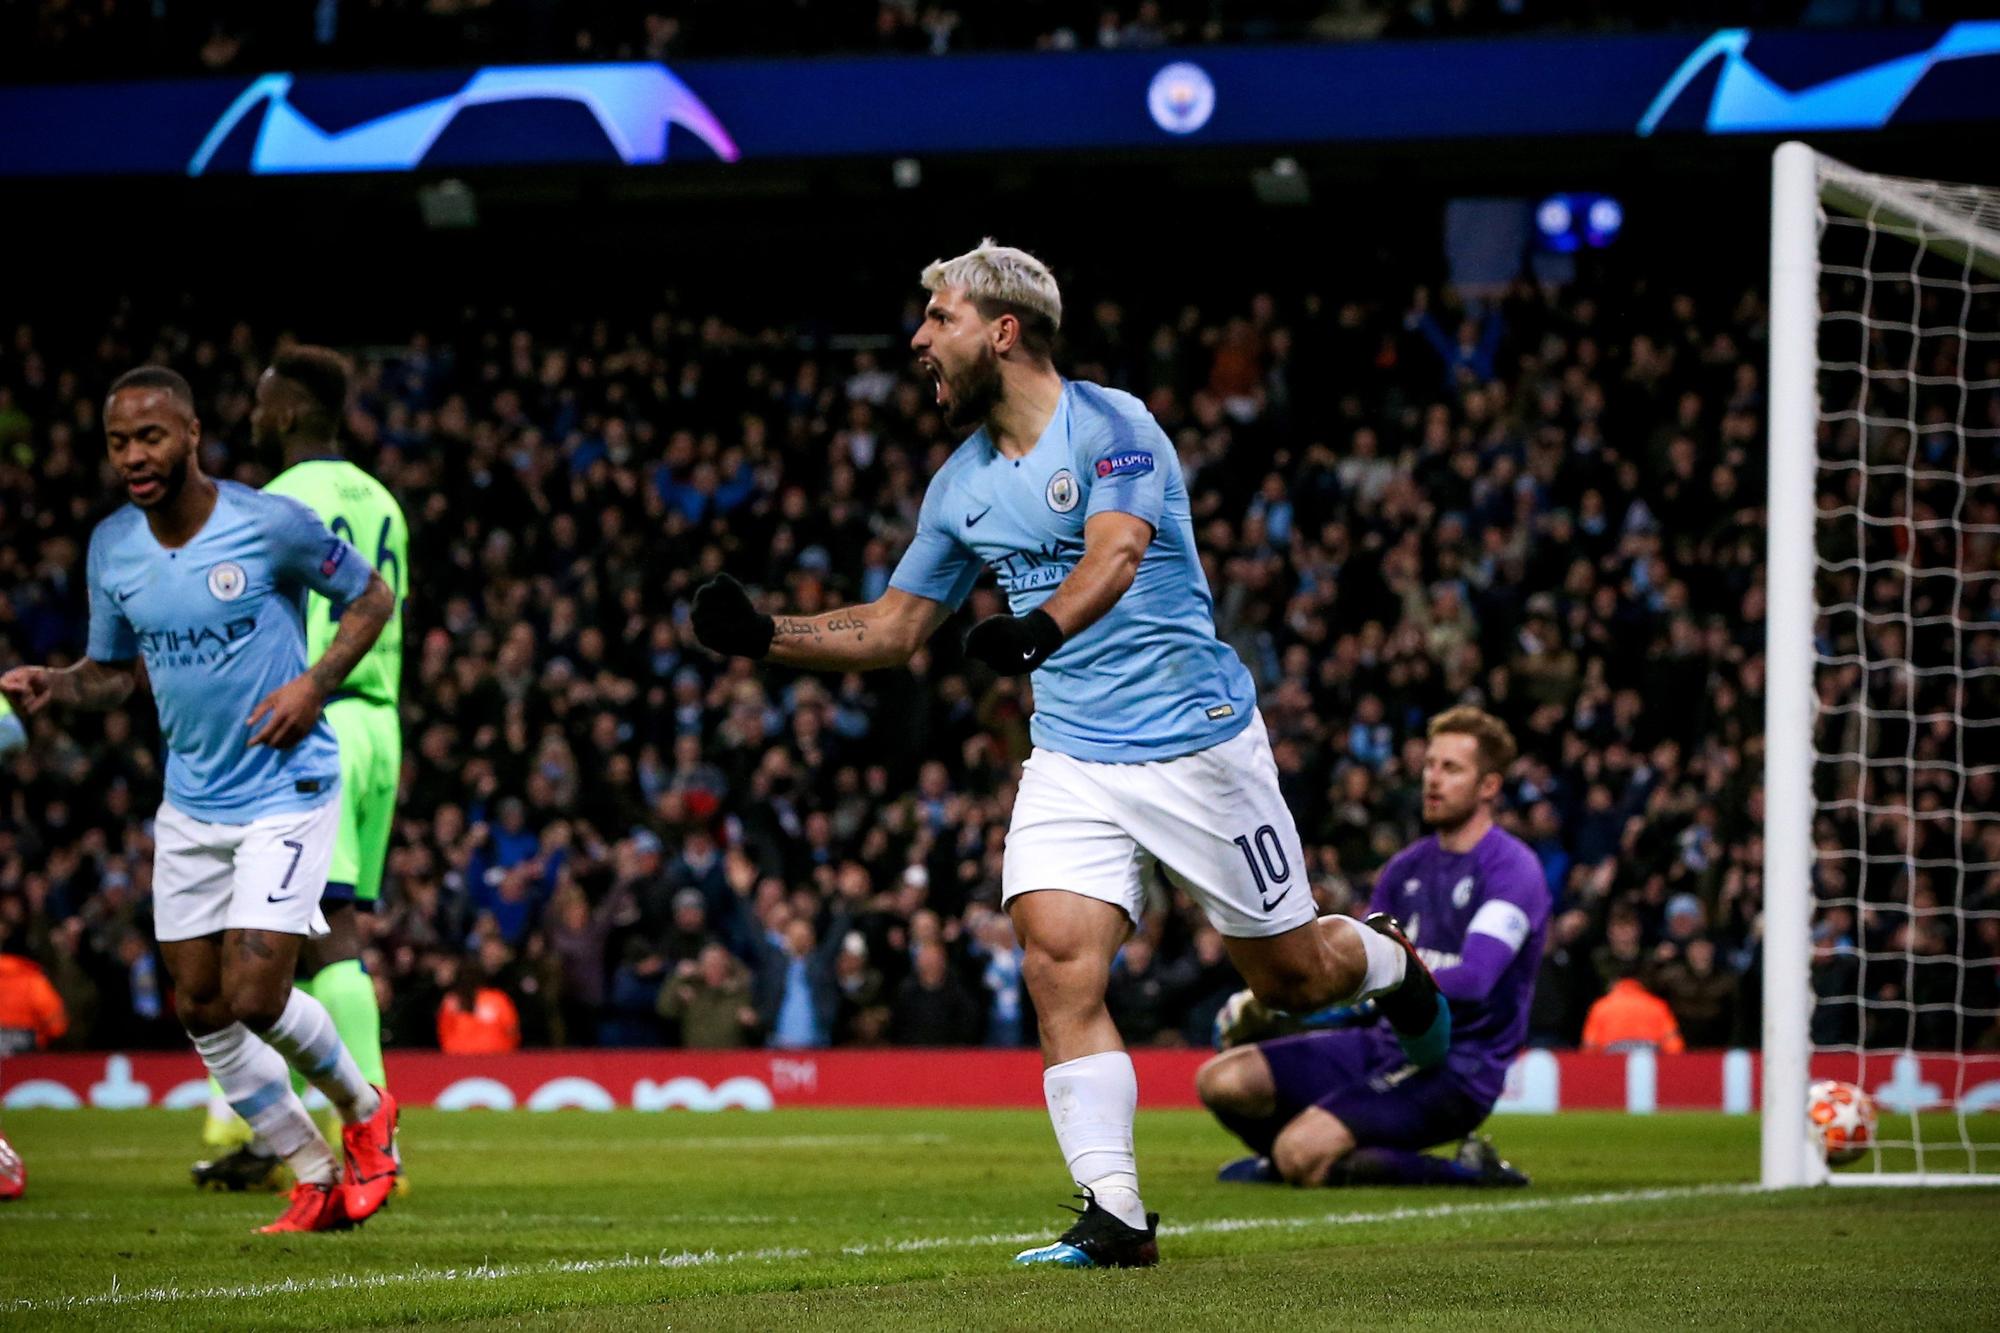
[1808, 1080, 1877, 1166]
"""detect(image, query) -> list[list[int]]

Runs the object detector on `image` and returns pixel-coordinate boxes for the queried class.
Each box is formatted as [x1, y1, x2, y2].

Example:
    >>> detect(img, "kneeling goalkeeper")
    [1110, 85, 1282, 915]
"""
[1199, 708, 1548, 1188]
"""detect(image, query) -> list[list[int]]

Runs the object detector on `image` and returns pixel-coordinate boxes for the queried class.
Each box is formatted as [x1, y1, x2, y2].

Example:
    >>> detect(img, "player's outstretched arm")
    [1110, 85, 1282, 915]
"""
[692, 574, 951, 672]
[0, 659, 138, 715]
[247, 571, 394, 748]
[963, 511, 1151, 676]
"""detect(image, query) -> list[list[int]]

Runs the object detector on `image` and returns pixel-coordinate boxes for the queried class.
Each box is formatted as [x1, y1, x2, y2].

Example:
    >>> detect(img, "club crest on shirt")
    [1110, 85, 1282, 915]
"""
[1453, 875, 1475, 908]
[1404, 877, 1421, 896]
[1046, 468, 1079, 513]
[206, 561, 247, 601]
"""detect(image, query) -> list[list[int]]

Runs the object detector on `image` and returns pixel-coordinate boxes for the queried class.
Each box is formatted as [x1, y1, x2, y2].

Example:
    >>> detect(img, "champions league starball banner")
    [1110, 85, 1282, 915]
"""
[0, 23, 1997, 178]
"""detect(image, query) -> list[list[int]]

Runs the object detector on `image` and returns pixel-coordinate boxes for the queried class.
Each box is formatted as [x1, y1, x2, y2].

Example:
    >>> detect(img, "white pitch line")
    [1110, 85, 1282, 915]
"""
[0, 1183, 1764, 1316]
[848, 1183, 1765, 1255]
[393, 1133, 953, 1153]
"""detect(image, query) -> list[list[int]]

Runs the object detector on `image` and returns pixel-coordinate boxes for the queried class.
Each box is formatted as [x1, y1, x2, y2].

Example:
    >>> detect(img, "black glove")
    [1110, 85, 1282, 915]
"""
[691, 574, 775, 660]
[963, 608, 1065, 676]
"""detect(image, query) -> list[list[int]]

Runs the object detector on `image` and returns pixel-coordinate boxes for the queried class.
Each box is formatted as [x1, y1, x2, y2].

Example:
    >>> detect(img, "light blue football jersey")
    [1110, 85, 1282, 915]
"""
[86, 480, 374, 823]
[890, 380, 1255, 762]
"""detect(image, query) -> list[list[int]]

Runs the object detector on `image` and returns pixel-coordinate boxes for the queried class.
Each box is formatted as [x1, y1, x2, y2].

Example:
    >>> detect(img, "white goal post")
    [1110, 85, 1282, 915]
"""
[1764, 141, 2000, 1188]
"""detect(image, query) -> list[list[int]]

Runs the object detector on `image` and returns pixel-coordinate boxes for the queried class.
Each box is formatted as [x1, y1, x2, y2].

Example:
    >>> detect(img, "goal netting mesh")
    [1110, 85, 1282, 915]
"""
[1790, 151, 2000, 1183]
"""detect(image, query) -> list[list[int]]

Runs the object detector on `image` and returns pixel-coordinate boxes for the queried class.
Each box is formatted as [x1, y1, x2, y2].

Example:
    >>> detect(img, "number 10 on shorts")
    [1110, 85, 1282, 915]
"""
[1233, 825, 1294, 912]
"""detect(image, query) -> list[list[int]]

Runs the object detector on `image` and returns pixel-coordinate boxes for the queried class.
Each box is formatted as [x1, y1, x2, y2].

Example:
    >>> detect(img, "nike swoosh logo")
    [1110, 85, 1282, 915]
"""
[115, 588, 137, 603]
[1021, 648, 1037, 663]
[266, 891, 296, 904]
[1261, 886, 1293, 912]
[966, 507, 993, 528]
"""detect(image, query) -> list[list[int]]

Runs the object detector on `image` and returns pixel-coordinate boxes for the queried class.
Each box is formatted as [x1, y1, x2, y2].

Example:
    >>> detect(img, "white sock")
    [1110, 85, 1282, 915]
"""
[1044, 1050, 1146, 1230]
[191, 1024, 336, 1184]
[1341, 916, 1407, 999]
[258, 989, 381, 1125]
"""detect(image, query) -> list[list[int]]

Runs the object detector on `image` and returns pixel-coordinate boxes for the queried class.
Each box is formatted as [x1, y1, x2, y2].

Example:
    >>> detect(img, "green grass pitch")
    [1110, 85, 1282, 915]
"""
[2, 1108, 1997, 1330]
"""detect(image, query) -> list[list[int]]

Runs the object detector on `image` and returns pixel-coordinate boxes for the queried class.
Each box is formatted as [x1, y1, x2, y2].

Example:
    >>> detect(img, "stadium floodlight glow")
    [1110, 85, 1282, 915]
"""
[187, 64, 740, 176]
[1585, 197, 1623, 241]
[1536, 193, 1621, 254]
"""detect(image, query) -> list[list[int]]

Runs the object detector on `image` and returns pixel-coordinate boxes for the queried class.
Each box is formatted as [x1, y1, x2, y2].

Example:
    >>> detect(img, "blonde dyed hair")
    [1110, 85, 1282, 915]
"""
[920, 238, 1062, 357]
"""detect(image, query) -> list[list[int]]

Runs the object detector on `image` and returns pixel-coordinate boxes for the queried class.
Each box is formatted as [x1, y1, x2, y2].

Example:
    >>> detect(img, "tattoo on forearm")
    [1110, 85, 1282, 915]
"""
[774, 612, 867, 643]
[308, 651, 352, 694]
[64, 661, 135, 712]
[309, 579, 391, 693]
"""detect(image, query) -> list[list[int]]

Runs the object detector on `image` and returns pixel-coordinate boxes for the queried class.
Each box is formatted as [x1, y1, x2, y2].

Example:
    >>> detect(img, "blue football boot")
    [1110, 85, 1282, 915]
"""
[1014, 1189, 1160, 1268]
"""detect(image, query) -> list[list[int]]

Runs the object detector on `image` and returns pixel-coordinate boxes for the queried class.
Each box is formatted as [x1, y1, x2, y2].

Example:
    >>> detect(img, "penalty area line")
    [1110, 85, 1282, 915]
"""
[3, 1182, 1762, 1314]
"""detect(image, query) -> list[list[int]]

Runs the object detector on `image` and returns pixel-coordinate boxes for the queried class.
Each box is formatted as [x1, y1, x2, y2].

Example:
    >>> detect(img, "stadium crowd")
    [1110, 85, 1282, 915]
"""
[2, 0, 1951, 79]
[1, 247, 1996, 1060]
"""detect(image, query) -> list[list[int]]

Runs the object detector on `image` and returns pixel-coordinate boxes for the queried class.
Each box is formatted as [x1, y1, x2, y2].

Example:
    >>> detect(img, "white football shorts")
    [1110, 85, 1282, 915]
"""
[151, 797, 339, 942]
[1002, 712, 1317, 939]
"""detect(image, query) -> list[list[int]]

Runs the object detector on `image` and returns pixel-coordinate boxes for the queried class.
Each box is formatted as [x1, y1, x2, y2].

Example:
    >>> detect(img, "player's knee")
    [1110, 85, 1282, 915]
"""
[1020, 944, 1090, 1009]
[1272, 1119, 1349, 1187]
[1196, 1050, 1272, 1116]
[225, 978, 290, 1032]
[173, 988, 231, 1036]
[1251, 968, 1322, 1017]
[1194, 1055, 1233, 1110]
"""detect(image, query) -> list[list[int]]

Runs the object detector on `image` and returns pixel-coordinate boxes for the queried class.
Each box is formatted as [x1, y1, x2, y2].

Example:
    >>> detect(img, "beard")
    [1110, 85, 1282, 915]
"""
[940, 345, 1003, 431]
[131, 451, 191, 508]
[1423, 791, 1482, 834]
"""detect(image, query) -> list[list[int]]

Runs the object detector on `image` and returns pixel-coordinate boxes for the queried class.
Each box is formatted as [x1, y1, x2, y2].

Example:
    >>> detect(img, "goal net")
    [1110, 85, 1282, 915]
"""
[1764, 142, 2000, 1187]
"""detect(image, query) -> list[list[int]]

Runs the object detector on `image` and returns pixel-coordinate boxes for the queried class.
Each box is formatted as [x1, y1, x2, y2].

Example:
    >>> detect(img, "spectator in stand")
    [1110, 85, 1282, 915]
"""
[0, 936, 66, 1054]
[657, 943, 758, 1048]
[1810, 912, 1864, 1048]
[1656, 892, 1708, 965]
[658, 888, 716, 966]
[969, 910, 1026, 1047]
[1407, 289, 1504, 391]
[1106, 937, 1176, 1047]
[889, 942, 981, 1046]
[832, 933, 890, 1044]
[1528, 909, 1596, 1048]
[1651, 937, 1738, 1049]
[543, 884, 614, 1045]
[38, 917, 98, 1049]
[597, 940, 669, 1047]
[1523, 801, 1570, 898]
[437, 961, 523, 1054]
[1591, 906, 1647, 995]
[755, 916, 846, 1049]
[1581, 964, 1685, 1054]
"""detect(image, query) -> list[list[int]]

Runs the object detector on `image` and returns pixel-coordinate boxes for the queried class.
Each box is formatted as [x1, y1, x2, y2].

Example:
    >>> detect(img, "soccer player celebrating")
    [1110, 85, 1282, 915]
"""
[1198, 707, 1548, 1189]
[689, 240, 1447, 1268]
[190, 347, 409, 1194]
[0, 368, 401, 1233]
